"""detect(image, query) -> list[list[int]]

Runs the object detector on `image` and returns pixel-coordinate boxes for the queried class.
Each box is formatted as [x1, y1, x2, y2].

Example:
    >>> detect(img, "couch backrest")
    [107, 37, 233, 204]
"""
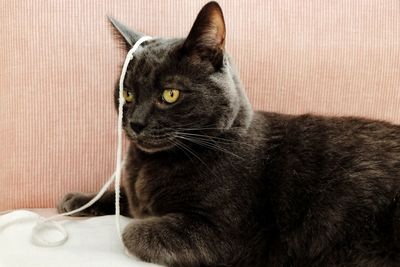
[1, 0, 399, 209]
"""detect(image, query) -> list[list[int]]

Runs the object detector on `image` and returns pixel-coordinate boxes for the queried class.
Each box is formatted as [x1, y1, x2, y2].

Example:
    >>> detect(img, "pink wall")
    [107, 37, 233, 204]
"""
[1, 0, 399, 209]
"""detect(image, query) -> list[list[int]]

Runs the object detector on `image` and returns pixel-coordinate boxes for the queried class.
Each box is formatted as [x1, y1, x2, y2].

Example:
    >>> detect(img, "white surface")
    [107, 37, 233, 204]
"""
[0, 210, 163, 267]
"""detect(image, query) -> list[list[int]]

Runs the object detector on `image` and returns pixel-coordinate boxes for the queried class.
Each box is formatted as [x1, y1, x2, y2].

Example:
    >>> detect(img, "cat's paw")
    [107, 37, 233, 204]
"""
[57, 192, 97, 217]
[122, 221, 151, 261]
[122, 220, 173, 264]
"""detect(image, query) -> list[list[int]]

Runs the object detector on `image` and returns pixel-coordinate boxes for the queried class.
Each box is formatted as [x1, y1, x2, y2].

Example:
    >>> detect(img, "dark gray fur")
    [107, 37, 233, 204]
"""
[58, 2, 400, 266]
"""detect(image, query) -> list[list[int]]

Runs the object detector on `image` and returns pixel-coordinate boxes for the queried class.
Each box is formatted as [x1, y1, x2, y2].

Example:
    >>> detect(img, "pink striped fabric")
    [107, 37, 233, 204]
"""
[1, 0, 400, 209]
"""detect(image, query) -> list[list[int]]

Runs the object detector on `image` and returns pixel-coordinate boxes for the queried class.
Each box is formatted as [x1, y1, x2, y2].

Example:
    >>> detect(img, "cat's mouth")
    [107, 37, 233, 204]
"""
[123, 127, 176, 153]
[135, 136, 175, 153]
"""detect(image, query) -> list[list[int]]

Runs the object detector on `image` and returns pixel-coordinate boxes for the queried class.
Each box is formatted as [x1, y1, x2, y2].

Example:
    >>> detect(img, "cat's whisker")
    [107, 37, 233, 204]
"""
[173, 139, 221, 180]
[173, 127, 271, 142]
[175, 131, 257, 148]
[146, 133, 173, 139]
[169, 139, 195, 164]
[175, 135, 245, 160]
[174, 126, 243, 131]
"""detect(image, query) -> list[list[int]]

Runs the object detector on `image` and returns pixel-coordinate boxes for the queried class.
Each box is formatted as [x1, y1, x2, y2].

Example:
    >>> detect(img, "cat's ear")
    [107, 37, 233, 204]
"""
[107, 15, 143, 50]
[182, 1, 226, 68]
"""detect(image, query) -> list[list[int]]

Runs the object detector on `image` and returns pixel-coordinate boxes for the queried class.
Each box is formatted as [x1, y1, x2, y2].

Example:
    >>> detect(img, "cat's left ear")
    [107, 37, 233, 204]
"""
[182, 1, 226, 68]
[107, 15, 143, 50]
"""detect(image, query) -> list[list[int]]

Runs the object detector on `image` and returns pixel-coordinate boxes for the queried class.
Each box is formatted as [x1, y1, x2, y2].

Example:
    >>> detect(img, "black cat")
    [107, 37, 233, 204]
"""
[58, 2, 400, 266]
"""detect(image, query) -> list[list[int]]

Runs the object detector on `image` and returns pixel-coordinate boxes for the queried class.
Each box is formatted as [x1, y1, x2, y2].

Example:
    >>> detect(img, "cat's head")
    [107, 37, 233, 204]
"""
[109, 1, 252, 153]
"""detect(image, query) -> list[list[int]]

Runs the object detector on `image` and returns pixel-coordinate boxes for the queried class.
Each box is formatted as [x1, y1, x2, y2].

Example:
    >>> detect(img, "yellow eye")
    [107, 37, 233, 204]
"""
[123, 90, 134, 103]
[162, 89, 180, 104]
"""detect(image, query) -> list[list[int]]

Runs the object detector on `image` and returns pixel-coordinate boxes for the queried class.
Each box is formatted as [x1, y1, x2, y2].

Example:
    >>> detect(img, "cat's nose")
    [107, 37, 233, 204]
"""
[130, 122, 146, 134]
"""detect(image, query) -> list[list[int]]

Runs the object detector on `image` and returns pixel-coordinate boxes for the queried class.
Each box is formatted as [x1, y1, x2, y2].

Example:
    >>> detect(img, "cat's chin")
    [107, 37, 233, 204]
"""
[134, 141, 175, 153]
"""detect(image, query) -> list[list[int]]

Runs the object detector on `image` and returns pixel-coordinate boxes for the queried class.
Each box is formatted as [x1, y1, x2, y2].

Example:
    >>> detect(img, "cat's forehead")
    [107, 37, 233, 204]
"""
[125, 38, 182, 85]
[145, 38, 179, 53]
[133, 38, 180, 65]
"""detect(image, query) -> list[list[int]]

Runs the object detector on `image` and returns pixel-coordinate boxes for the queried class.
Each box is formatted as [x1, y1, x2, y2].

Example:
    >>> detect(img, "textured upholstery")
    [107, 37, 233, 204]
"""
[1, 0, 399, 209]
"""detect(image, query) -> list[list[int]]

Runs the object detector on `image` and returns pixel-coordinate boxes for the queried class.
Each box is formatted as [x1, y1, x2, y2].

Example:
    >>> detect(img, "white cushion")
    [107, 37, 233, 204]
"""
[0, 210, 162, 267]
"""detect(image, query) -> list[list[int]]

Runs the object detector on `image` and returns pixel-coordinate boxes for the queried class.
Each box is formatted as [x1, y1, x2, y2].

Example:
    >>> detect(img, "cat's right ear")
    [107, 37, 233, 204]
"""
[182, 2, 226, 69]
[107, 15, 143, 50]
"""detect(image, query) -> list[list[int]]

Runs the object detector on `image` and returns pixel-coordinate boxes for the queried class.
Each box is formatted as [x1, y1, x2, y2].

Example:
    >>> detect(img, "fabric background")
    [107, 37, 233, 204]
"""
[1, 0, 399, 209]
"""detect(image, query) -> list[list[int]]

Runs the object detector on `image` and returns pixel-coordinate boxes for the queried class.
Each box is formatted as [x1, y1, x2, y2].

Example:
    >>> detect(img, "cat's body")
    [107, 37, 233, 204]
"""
[58, 2, 400, 266]
[126, 112, 400, 267]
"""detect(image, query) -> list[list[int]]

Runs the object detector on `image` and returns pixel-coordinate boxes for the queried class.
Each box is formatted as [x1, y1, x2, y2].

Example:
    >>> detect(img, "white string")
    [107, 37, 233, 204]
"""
[31, 170, 117, 246]
[115, 35, 152, 239]
[29, 35, 153, 247]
